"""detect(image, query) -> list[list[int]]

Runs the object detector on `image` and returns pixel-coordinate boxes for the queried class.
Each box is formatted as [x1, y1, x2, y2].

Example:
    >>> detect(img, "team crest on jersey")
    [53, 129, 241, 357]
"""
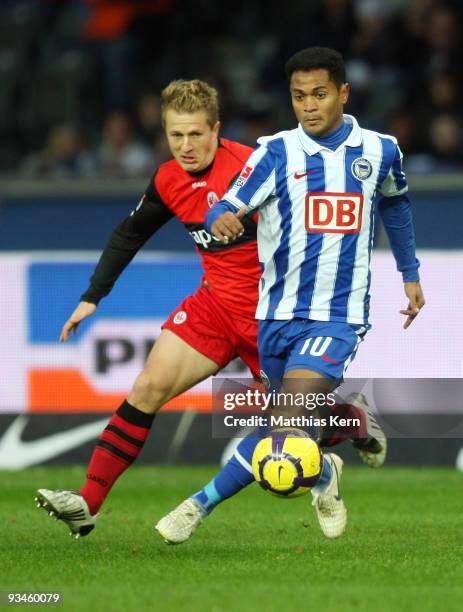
[173, 311, 187, 324]
[351, 157, 372, 180]
[235, 165, 253, 188]
[207, 191, 219, 207]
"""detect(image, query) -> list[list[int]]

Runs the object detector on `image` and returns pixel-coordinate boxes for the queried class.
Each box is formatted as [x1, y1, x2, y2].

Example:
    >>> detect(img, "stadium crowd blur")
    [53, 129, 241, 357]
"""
[1, 0, 463, 178]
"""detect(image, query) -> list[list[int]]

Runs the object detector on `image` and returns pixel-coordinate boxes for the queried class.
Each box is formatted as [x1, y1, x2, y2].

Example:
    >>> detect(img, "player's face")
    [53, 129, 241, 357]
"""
[290, 69, 349, 137]
[164, 110, 220, 172]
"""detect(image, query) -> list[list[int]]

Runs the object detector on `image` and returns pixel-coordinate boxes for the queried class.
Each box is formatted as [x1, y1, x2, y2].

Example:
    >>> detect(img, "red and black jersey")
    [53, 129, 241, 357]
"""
[81, 138, 260, 319]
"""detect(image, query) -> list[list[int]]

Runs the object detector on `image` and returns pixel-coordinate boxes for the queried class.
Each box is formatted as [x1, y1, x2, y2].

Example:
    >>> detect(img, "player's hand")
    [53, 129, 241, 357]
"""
[211, 208, 247, 244]
[400, 281, 425, 329]
[60, 301, 97, 342]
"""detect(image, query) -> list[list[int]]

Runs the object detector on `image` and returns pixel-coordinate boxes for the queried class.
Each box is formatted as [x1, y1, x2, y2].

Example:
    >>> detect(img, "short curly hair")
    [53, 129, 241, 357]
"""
[161, 79, 219, 127]
[285, 47, 346, 88]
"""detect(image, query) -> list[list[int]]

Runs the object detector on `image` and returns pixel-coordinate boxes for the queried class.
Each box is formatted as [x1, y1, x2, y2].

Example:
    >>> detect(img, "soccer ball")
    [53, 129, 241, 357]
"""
[252, 428, 323, 497]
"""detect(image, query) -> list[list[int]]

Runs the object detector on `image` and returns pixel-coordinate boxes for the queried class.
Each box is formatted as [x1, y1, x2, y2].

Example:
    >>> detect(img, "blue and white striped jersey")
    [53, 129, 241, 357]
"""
[220, 115, 409, 325]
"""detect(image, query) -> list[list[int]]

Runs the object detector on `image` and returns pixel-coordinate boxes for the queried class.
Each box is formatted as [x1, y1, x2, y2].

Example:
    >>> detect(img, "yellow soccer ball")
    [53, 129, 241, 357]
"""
[252, 428, 323, 497]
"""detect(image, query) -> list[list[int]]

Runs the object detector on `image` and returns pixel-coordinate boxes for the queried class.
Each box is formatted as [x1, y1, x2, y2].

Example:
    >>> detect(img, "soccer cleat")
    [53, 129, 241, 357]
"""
[35, 489, 97, 538]
[311, 453, 346, 539]
[155, 499, 203, 544]
[347, 392, 387, 468]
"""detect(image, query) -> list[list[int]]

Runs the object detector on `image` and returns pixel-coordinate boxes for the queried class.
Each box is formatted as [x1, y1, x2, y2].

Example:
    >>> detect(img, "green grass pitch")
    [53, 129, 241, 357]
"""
[1, 466, 463, 612]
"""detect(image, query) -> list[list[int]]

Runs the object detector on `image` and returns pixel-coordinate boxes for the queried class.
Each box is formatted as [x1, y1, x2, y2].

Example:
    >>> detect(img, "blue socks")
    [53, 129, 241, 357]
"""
[191, 432, 262, 515]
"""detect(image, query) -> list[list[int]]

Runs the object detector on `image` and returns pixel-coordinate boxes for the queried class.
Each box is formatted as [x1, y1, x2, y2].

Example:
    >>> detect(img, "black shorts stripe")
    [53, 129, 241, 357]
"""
[105, 424, 144, 448]
[97, 440, 135, 464]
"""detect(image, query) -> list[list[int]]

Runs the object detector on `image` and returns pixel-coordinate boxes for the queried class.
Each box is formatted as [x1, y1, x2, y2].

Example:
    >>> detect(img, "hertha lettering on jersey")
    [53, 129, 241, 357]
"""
[218, 115, 409, 325]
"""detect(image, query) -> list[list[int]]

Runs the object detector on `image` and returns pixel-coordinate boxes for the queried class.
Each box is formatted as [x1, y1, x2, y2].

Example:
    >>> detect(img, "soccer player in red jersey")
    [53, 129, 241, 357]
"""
[35, 79, 385, 542]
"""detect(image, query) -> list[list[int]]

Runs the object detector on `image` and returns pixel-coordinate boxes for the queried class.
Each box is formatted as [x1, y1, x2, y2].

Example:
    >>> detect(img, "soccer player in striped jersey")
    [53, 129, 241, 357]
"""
[205, 47, 425, 538]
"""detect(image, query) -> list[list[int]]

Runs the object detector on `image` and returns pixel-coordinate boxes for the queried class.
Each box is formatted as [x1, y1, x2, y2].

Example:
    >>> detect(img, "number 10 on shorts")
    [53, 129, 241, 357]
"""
[299, 337, 332, 356]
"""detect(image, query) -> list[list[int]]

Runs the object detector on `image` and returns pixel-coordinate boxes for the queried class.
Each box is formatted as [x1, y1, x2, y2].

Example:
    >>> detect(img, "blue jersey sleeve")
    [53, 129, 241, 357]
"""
[379, 142, 408, 197]
[205, 142, 276, 233]
[220, 143, 276, 211]
[377, 193, 420, 282]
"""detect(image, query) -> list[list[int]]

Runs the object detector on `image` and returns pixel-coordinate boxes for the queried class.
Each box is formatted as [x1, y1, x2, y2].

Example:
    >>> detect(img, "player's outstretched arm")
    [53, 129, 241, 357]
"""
[60, 301, 97, 342]
[400, 281, 425, 329]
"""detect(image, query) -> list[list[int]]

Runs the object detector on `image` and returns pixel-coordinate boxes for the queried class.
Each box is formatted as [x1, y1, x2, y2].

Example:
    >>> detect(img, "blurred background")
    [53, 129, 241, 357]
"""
[1, 0, 463, 174]
[0, 0, 462, 468]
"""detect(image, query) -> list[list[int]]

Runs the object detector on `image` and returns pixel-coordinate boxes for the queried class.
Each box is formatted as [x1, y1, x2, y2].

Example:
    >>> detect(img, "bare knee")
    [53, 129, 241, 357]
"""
[128, 369, 174, 414]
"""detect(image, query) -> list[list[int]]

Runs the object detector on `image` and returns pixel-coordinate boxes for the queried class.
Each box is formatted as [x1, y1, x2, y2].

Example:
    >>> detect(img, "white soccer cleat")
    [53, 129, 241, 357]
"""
[155, 499, 203, 544]
[311, 453, 347, 539]
[347, 392, 387, 468]
[35, 489, 98, 538]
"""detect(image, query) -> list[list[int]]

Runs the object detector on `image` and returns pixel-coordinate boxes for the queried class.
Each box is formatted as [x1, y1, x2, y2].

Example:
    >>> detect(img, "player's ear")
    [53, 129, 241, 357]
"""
[213, 121, 221, 136]
[340, 83, 350, 105]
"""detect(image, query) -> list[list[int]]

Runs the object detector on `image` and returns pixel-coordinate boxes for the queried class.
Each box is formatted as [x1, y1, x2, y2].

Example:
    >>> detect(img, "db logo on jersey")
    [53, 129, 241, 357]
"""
[305, 192, 363, 234]
[173, 311, 187, 324]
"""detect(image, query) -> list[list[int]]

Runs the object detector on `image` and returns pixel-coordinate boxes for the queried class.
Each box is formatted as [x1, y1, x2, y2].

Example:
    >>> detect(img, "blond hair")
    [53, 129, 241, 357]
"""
[161, 79, 219, 127]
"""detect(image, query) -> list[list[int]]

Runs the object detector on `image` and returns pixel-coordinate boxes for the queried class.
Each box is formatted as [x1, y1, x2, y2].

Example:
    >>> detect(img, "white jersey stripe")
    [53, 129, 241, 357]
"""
[257, 198, 283, 317]
[308, 148, 346, 321]
[274, 132, 308, 318]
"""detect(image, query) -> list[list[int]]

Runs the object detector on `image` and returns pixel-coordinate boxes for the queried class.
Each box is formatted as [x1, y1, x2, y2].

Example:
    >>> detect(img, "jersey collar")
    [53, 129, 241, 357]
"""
[297, 114, 363, 155]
